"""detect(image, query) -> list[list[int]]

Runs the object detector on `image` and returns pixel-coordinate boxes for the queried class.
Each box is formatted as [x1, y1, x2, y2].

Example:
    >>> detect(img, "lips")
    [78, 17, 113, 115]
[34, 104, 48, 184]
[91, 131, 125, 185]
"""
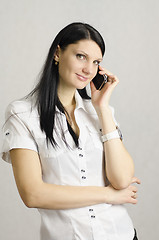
[76, 73, 88, 82]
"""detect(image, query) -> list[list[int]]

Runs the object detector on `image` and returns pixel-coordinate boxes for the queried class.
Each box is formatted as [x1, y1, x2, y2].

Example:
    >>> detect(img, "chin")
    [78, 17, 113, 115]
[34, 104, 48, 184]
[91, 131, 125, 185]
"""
[76, 85, 87, 90]
[75, 82, 89, 90]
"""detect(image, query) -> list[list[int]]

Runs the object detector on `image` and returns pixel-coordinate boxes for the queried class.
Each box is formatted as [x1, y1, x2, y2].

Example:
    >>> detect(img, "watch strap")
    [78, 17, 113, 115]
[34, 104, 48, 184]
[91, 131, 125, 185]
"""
[101, 126, 123, 142]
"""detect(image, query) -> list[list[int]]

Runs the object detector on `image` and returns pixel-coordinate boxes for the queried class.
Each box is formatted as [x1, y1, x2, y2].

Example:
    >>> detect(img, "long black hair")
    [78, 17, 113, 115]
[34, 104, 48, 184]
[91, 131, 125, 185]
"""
[28, 22, 105, 148]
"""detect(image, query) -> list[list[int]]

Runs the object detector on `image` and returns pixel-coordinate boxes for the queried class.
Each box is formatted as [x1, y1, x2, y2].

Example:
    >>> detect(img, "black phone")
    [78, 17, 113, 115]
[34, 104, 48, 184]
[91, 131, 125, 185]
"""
[92, 67, 108, 90]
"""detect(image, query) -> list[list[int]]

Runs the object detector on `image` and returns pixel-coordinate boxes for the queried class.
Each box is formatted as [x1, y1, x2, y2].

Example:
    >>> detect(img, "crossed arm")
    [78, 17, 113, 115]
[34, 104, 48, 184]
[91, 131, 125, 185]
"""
[10, 147, 140, 210]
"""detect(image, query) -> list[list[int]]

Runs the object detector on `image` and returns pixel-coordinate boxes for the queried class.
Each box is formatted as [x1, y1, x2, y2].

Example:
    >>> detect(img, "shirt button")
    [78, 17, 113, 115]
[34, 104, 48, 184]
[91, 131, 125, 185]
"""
[89, 209, 93, 211]
[82, 176, 86, 179]
[91, 215, 96, 218]
[5, 132, 10, 136]
[81, 169, 85, 172]
[78, 147, 82, 150]
[79, 154, 83, 157]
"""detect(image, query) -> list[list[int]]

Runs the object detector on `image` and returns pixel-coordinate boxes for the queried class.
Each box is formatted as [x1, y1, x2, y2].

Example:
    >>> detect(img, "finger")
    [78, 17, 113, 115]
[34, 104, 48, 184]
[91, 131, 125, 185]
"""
[108, 75, 119, 84]
[132, 186, 138, 192]
[99, 72, 119, 85]
[131, 177, 141, 185]
[131, 190, 137, 197]
[127, 196, 138, 204]
[131, 198, 138, 204]
[131, 177, 141, 184]
[99, 79, 118, 93]
[98, 66, 119, 86]
[129, 185, 138, 193]
[98, 65, 113, 75]
[106, 76, 119, 87]
[100, 75, 119, 89]
[101, 74, 119, 85]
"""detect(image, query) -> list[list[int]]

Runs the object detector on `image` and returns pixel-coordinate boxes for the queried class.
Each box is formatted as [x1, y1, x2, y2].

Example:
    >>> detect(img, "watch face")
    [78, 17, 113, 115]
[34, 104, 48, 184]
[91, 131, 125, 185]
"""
[116, 126, 123, 141]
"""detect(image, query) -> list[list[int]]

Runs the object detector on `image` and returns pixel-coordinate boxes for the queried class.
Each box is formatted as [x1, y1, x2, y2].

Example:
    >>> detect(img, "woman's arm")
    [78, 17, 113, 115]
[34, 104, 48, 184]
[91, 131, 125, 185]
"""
[10, 149, 139, 209]
[90, 66, 135, 190]
[97, 107, 134, 190]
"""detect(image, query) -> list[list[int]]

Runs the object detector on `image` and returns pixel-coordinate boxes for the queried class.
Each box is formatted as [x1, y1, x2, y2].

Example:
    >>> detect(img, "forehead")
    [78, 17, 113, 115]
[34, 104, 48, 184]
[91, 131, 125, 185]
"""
[66, 39, 103, 58]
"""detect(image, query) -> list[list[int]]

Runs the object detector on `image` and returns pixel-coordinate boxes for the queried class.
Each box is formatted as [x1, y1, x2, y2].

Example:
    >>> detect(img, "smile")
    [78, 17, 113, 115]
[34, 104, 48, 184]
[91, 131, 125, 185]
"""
[76, 73, 88, 82]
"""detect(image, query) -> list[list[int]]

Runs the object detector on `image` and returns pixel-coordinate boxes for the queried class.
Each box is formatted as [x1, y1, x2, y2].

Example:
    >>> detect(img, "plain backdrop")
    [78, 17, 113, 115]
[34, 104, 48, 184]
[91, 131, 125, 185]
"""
[0, 0, 159, 239]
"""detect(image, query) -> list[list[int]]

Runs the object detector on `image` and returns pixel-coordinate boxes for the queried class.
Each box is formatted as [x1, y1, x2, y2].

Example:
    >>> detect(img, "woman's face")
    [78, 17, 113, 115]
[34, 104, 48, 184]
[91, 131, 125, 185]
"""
[55, 39, 103, 90]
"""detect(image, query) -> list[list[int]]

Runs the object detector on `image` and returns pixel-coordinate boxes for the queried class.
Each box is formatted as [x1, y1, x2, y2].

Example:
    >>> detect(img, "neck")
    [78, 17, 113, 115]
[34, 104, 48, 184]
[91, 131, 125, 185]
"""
[57, 83, 76, 108]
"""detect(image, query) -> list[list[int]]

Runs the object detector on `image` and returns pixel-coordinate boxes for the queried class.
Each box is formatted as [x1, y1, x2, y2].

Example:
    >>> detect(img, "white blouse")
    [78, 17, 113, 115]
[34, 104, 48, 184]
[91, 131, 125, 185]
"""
[1, 90, 135, 240]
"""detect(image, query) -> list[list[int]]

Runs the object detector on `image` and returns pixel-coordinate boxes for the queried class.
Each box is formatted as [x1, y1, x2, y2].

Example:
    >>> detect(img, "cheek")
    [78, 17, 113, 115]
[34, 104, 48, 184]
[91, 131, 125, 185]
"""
[60, 56, 74, 71]
[90, 69, 98, 80]
[58, 60, 74, 82]
[58, 57, 69, 74]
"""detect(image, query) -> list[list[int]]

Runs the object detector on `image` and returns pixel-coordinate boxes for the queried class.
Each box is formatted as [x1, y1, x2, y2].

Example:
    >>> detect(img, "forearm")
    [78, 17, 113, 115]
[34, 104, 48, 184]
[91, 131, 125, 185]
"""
[97, 107, 134, 189]
[10, 148, 136, 210]
[26, 183, 107, 209]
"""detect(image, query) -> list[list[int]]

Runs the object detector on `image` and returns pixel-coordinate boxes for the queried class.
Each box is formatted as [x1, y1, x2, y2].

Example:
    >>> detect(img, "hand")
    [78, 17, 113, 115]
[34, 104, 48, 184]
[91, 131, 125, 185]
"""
[106, 177, 141, 205]
[90, 66, 119, 111]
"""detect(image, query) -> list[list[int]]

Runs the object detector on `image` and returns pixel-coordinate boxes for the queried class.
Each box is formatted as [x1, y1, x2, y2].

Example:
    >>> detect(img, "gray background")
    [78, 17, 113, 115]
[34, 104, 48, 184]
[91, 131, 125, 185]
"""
[0, 0, 158, 239]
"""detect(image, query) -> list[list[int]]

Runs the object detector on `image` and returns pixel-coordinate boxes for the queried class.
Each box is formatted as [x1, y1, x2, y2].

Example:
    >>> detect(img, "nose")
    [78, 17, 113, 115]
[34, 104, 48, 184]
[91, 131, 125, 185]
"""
[82, 62, 94, 75]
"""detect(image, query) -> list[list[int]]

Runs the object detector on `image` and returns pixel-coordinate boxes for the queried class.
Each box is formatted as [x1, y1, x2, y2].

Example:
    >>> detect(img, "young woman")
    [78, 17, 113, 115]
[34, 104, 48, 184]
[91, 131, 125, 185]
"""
[1, 22, 140, 240]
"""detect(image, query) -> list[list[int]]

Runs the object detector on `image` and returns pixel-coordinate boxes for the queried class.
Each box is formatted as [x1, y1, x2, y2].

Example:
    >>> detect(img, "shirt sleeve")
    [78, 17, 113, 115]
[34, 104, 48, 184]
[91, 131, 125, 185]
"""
[1, 103, 38, 164]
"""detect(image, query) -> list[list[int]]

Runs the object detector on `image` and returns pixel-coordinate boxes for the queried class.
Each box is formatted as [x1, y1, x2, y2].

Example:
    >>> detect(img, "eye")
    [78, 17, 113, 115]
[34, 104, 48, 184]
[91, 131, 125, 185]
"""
[76, 54, 86, 60]
[94, 60, 100, 66]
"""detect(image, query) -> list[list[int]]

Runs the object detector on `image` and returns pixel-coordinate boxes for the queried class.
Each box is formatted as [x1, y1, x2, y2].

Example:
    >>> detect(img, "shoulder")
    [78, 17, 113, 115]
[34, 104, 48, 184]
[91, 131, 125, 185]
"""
[5, 97, 38, 120]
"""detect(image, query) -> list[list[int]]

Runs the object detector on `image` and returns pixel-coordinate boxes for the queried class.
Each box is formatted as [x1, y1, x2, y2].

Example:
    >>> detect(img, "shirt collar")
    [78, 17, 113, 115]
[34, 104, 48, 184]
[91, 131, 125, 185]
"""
[74, 90, 87, 112]
[55, 90, 90, 115]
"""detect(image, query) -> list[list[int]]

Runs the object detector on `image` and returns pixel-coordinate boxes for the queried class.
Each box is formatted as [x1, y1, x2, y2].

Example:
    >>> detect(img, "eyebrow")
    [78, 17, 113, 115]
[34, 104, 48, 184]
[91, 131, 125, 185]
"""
[77, 50, 103, 61]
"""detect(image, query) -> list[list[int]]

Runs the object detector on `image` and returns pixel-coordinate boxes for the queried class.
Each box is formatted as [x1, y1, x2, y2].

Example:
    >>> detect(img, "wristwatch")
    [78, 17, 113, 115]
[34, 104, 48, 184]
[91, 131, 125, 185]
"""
[101, 126, 123, 142]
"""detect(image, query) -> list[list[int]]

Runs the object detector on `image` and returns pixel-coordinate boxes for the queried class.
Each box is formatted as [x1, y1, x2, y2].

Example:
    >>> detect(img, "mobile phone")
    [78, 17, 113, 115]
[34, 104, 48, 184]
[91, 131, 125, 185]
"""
[92, 67, 108, 90]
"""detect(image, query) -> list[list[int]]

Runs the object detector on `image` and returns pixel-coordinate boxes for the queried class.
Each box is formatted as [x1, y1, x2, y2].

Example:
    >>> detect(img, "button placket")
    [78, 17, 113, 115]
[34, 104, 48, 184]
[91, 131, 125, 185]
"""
[79, 153, 83, 157]
[88, 208, 96, 220]
[5, 130, 10, 137]
[78, 146, 82, 150]
[77, 147, 87, 185]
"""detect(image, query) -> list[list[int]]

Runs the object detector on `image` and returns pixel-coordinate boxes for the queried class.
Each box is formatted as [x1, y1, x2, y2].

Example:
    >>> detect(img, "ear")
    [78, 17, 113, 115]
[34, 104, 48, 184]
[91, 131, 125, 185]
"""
[54, 45, 61, 62]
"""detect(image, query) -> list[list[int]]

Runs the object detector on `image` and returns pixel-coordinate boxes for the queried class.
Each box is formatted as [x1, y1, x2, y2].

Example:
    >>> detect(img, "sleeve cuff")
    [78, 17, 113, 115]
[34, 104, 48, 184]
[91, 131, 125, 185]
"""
[1, 136, 38, 164]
